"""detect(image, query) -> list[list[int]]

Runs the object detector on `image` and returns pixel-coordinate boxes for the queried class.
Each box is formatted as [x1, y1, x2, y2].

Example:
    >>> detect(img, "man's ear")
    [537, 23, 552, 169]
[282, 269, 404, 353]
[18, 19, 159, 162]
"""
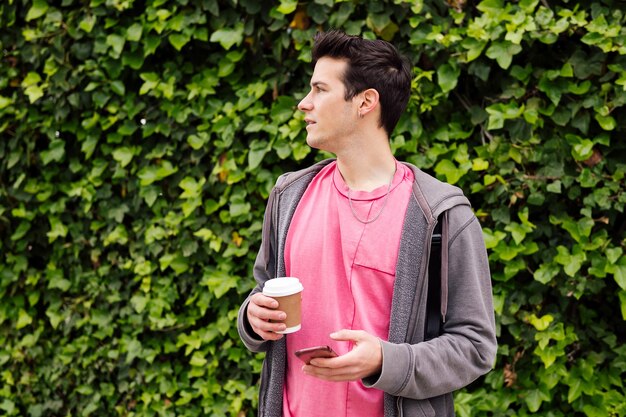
[357, 88, 380, 117]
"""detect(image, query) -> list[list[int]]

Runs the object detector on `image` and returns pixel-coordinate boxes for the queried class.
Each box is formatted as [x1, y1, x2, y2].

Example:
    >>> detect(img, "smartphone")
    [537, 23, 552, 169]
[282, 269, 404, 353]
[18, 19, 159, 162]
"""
[294, 345, 338, 364]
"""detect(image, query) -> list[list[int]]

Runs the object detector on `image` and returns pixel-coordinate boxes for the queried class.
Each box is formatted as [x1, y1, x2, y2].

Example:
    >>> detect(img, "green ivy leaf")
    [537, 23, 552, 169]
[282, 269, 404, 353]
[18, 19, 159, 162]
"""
[130, 294, 149, 313]
[10, 221, 31, 241]
[505, 222, 530, 244]
[111, 80, 126, 96]
[112, 147, 136, 167]
[79, 14, 96, 32]
[567, 378, 583, 403]
[46, 306, 63, 329]
[291, 141, 311, 161]
[571, 138, 594, 161]
[461, 38, 487, 62]
[159, 253, 189, 275]
[534, 343, 560, 368]
[187, 132, 210, 150]
[529, 313, 554, 331]
[534, 262, 559, 284]
[554, 245, 586, 277]
[606, 247, 623, 264]
[204, 270, 238, 299]
[271, 96, 297, 125]
[140, 186, 159, 207]
[137, 161, 178, 186]
[190, 352, 208, 367]
[568, 80, 591, 95]
[613, 258, 626, 290]
[525, 388, 549, 412]
[103, 225, 129, 246]
[125, 339, 143, 364]
[248, 140, 269, 170]
[16, 309, 33, 329]
[230, 201, 251, 218]
[0, 95, 13, 109]
[546, 180, 561, 193]
[595, 113, 616, 130]
[482, 228, 507, 249]
[126, 23, 143, 41]
[47, 268, 71, 292]
[47, 216, 68, 243]
[145, 225, 166, 244]
[494, 241, 523, 261]
[486, 41, 522, 69]
[619, 291, 626, 320]
[21, 71, 44, 103]
[210, 24, 244, 50]
[492, 101, 525, 127]
[276, 0, 298, 14]
[179, 176, 206, 199]
[25, 0, 48, 21]
[169, 33, 190, 51]
[434, 159, 464, 184]
[476, 0, 504, 15]
[139, 72, 159, 95]
[437, 63, 460, 93]
[106, 34, 126, 57]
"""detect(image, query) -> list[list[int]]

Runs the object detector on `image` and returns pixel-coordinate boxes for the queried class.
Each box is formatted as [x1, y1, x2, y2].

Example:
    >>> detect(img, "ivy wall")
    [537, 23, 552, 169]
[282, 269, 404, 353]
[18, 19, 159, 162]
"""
[1, 0, 625, 416]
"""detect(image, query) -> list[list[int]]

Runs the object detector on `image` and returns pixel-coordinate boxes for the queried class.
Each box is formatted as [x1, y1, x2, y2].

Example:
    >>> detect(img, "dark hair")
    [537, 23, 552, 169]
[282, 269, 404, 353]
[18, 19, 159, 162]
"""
[311, 30, 412, 137]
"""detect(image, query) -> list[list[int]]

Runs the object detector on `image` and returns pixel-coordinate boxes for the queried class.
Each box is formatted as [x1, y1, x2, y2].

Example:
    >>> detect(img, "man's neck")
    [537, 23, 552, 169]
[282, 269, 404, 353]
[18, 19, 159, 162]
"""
[335, 141, 396, 192]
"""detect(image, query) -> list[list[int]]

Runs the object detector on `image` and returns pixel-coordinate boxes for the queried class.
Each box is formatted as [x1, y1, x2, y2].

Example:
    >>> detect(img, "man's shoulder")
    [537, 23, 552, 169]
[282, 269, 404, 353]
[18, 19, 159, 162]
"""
[401, 161, 471, 218]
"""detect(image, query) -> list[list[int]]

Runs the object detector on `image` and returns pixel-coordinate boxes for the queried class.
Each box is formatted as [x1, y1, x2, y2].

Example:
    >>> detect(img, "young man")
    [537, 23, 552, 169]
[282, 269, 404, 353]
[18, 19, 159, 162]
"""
[238, 30, 497, 417]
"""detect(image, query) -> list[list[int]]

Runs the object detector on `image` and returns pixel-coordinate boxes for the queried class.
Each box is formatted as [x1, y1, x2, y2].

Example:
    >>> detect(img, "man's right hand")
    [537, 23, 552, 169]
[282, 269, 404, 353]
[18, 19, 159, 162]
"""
[246, 293, 287, 341]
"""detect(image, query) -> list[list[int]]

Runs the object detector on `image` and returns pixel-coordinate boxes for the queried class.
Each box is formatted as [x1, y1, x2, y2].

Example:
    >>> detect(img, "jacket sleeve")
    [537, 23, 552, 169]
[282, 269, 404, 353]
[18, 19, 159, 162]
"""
[364, 205, 497, 399]
[237, 186, 280, 353]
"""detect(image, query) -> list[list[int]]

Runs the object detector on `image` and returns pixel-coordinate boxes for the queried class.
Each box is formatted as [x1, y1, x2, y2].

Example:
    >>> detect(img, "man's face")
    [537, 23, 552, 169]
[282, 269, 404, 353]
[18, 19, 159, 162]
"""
[297, 57, 359, 153]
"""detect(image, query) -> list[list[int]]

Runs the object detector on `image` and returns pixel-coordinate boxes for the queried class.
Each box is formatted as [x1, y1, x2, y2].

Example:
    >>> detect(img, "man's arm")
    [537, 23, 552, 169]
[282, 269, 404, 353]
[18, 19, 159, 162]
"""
[365, 205, 497, 399]
[237, 185, 283, 351]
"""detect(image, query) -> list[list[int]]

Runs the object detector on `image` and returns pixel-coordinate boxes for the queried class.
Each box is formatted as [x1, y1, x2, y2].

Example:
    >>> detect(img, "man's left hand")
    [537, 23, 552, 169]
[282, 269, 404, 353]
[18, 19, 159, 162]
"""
[302, 329, 383, 382]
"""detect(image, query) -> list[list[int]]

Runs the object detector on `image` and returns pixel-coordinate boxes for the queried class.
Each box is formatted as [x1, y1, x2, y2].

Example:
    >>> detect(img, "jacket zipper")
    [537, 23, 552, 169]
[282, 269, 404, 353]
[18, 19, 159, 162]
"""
[403, 219, 436, 344]
[259, 186, 281, 417]
[395, 218, 437, 417]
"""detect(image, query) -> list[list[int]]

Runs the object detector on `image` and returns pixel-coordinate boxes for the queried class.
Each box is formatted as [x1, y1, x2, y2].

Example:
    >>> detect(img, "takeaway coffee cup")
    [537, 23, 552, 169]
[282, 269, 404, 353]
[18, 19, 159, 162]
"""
[263, 277, 303, 334]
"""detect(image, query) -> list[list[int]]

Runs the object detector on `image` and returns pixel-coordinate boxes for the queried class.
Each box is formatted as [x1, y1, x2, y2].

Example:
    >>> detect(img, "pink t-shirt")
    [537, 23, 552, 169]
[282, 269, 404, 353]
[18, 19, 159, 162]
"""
[283, 160, 413, 417]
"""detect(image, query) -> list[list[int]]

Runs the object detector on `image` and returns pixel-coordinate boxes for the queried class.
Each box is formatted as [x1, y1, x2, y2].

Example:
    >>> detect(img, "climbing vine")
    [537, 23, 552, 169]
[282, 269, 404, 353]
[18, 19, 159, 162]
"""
[1, 0, 625, 415]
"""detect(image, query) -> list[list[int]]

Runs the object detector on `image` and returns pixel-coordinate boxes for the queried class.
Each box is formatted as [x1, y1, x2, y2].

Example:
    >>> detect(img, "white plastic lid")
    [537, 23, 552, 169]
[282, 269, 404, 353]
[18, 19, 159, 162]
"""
[263, 277, 303, 297]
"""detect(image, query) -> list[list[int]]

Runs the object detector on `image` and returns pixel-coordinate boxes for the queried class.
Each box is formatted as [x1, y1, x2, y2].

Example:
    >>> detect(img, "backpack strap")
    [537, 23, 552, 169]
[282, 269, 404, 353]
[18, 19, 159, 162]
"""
[424, 213, 444, 341]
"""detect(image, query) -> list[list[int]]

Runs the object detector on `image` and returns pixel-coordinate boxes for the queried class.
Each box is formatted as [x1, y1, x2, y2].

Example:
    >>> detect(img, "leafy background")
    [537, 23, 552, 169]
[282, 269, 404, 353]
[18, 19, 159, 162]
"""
[1, 0, 625, 416]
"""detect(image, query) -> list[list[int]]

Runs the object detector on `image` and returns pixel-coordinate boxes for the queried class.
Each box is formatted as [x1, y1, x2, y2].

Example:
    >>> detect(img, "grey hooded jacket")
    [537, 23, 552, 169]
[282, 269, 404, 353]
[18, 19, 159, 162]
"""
[237, 159, 497, 417]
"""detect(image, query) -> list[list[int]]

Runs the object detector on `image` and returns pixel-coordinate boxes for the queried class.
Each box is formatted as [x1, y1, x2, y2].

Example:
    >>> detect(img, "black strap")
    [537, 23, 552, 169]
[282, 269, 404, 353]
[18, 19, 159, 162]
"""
[425, 214, 443, 341]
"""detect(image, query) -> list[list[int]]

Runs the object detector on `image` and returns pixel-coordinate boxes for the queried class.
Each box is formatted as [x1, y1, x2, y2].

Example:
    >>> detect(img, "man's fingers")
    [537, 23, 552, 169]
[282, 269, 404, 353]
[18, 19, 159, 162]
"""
[302, 362, 358, 381]
[254, 327, 284, 341]
[247, 293, 287, 340]
[248, 315, 286, 340]
[249, 302, 286, 321]
[250, 293, 280, 309]
[249, 293, 286, 321]
[308, 355, 348, 368]
[330, 329, 366, 342]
